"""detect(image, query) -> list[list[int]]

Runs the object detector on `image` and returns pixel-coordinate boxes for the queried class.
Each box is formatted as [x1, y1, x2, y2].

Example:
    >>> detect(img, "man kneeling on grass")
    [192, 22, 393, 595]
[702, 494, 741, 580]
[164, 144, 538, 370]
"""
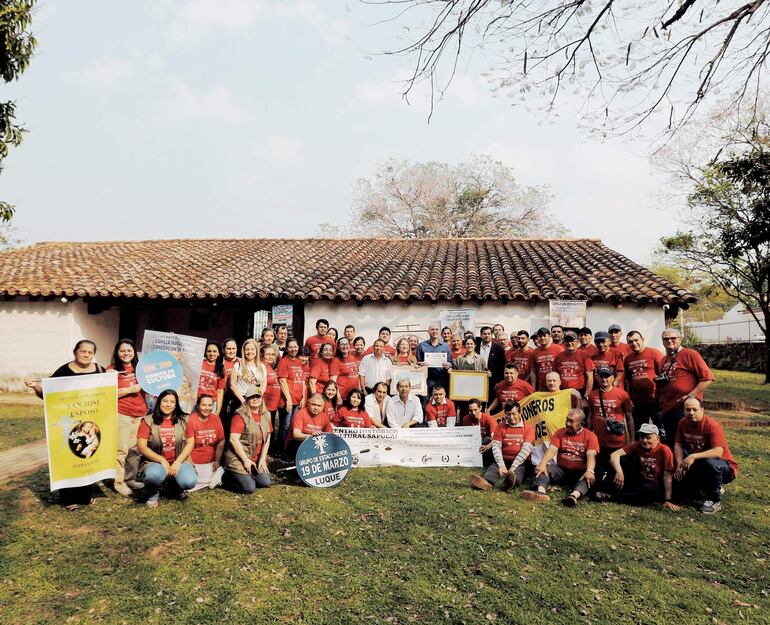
[521, 409, 599, 507]
[593, 423, 679, 509]
[673, 397, 739, 514]
[469, 401, 535, 493]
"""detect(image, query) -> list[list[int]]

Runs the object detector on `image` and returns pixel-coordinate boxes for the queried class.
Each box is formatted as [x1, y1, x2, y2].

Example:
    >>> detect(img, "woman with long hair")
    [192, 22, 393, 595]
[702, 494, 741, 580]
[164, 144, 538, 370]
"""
[198, 340, 225, 412]
[260, 344, 282, 453]
[336, 389, 372, 428]
[321, 380, 341, 426]
[24, 339, 106, 510]
[186, 394, 225, 491]
[136, 389, 196, 508]
[221, 387, 272, 492]
[330, 338, 361, 404]
[393, 337, 417, 365]
[107, 338, 147, 496]
[309, 342, 334, 395]
[230, 338, 266, 408]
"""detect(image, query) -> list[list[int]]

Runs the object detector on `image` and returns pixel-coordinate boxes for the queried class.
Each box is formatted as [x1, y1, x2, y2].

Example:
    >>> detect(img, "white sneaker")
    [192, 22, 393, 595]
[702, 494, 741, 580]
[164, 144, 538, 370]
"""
[209, 466, 225, 489]
[114, 482, 132, 497]
[699, 500, 721, 514]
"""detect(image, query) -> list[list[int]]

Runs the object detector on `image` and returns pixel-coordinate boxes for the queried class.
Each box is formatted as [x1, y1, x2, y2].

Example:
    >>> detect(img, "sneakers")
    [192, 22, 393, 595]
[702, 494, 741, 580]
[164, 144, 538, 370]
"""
[125, 480, 145, 490]
[209, 466, 225, 489]
[146, 494, 159, 508]
[521, 490, 550, 503]
[700, 500, 721, 514]
[114, 482, 132, 497]
[593, 491, 612, 502]
[562, 495, 578, 508]
[469, 474, 493, 492]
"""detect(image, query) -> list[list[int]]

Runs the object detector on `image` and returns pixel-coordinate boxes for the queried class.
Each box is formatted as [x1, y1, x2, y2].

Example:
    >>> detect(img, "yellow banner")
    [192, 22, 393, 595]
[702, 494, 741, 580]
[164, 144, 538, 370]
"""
[519, 389, 573, 445]
[42, 372, 118, 491]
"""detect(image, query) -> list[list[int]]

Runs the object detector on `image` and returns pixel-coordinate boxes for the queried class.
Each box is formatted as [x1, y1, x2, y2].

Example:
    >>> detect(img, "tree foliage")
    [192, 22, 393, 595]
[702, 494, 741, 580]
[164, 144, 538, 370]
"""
[366, 0, 770, 135]
[350, 155, 560, 238]
[661, 148, 770, 382]
[650, 261, 737, 323]
[0, 0, 36, 223]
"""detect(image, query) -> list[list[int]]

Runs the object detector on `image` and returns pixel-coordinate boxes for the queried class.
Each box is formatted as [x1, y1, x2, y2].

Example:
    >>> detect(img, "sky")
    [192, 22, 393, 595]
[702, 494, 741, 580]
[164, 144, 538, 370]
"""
[1, 0, 681, 264]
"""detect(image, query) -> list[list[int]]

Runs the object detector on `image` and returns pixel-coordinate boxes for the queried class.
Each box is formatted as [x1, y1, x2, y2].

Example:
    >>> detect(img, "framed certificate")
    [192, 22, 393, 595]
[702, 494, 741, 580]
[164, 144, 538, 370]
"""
[449, 370, 489, 401]
[390, 365, 429, 396]
[423, 352, 448, 368]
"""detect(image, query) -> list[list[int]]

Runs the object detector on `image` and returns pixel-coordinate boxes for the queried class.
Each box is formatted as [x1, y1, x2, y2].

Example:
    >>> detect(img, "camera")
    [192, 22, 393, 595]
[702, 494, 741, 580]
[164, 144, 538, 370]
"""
[605, 419, 626, 435]
[654, 373, 670, 385]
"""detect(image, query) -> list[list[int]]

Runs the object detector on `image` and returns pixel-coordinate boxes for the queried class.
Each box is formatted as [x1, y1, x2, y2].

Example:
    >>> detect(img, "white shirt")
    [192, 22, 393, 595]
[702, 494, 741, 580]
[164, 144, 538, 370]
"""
[384, 394, 423, 428]
[479, 342, 492, 368]
[364, 393, 391, 424]
[359, 353, 393, 388]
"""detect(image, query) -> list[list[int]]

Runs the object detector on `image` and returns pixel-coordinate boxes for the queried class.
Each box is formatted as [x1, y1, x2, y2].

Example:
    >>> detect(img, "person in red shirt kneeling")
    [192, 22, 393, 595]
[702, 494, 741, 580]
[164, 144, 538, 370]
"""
[470, 401, 535, 493]
[464, 398, 498, 468]
[221, 387, 273, 493]
[336, 389, 373, 428]
[286, 393, 334, 462]
[673, 397, 738, 514]
[186, 395, 226, 492]
[522, 409, 599, 507]
[593, 423, 678, 508]
[425, 386, 457, 428]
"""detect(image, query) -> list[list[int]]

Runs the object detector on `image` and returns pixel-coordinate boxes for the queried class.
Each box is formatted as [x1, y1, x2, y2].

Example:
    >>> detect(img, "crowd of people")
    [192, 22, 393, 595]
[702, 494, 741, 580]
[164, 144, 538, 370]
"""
[23, 317, 737, 514]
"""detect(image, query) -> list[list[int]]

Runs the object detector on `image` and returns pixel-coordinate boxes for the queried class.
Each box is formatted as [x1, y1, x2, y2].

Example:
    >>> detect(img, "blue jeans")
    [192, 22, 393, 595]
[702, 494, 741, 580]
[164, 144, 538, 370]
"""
[677, 458, 735, 502]
[278, 405, 299, 452]
[143, 462, 197, 499]
[222, 469, 271, 493]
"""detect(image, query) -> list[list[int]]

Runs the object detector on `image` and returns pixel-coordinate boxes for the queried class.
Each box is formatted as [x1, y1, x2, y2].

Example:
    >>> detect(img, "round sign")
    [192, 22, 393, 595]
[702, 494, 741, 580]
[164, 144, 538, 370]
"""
[295, 433, 353, 488]
[136, 350, 184, 396]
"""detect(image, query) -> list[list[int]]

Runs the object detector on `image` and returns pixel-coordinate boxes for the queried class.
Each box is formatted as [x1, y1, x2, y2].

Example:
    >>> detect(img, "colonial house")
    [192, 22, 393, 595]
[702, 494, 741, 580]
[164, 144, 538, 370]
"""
[0, 238, 695, 384]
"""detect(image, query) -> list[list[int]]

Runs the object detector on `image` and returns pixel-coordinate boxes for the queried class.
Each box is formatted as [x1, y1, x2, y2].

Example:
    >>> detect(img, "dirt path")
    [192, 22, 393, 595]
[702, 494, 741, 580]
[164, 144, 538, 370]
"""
[0, 439, 47, 483]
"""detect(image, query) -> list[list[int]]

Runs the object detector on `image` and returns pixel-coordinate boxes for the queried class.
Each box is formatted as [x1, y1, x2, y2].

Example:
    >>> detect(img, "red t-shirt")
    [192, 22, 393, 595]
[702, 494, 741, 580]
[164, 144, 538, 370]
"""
[197, 359, 225, 399]
[611, 342, 632, 358]
[624, 347, 664, 405]
[592, 348, 625, 387]
[493, 420, 536, 462]
[223, 357, 239, 379]
[109, 364, 147, 417]
[550, 427, 600, 471]
[290, 408, 333, 441]
[554, 350, 595, 391]
[675, 415, 738, 476]
[330, 355, 361, 402]
[277, 356, 308, 405]
[262, 362, 281, 412]
[230, 411, 271, 461]
[304, 335, 336, 362]
[425, 400, 457, 427]
[337, 407, 372, 428]
[324, 400, 339, 426]
[185, 412, 225, 464]
[463, 411, 497, 438]
[588, 387, 633, 449]
[310, 359, 333, 394]
[578, 344, 599, 358]
[529, 345, 565, 390]
[494, 379, 534, 405]
[506, 348, 533, 378]
[137, 417, 178, 462]
[622, 441, 674, 487]
[450, 347, 464, 360]
[657, 348, 715, 414]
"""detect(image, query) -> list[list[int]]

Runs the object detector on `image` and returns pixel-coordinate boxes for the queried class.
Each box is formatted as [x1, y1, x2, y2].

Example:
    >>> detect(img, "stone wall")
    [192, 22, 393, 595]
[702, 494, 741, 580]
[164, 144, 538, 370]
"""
[696, 342, 767, 373]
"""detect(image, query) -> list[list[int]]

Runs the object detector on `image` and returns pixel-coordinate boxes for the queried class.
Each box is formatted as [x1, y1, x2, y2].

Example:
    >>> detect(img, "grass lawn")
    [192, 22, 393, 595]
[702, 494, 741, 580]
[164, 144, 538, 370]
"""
[0, 402, 44, 451]
[709, 370, 770, 413]
[0, 425, 768, 625]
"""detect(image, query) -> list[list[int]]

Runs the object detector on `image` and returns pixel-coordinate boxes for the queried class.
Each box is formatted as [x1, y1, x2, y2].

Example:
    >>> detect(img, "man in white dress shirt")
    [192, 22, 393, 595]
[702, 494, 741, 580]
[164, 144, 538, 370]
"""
[359, 339, 394, 393]
[384, 379, 423, 428]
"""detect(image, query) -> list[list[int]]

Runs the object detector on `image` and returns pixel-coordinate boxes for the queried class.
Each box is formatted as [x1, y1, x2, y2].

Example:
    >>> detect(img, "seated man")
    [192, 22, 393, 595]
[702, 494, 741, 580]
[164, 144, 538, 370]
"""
[674, 397, 738, 514]
[384, 378, 423, 428]
[522, 409, 599, 507]
[464, 398, 498, 467]
[425, 385, 457, 427]
[470, 401, 535, 492]
[594, 423, 678, 509]
[285, 393, 333, 460]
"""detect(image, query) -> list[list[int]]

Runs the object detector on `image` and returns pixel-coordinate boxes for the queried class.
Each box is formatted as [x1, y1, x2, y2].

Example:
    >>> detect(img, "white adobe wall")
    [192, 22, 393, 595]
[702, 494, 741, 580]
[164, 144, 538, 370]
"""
[304, 301, 666, 349]
[0, 299, 119, 387]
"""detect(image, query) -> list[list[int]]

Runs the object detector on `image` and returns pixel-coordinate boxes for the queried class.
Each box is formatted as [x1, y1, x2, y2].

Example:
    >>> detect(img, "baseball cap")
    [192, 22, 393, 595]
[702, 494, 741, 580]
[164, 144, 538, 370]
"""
[536, 327, 551, 336]
[608, 324, 622, 332]
[244, 386, 262, 399]
[637, 423, 660, 435]
[596, 366, 614, 377]
[578, 327, 592, 335]
[564, 331, 578, 341]
[594, 331, 610, 341]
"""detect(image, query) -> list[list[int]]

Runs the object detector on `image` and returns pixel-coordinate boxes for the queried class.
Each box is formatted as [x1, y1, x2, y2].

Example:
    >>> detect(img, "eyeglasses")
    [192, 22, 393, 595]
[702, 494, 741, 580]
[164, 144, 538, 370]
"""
[662, 337, 680, 342]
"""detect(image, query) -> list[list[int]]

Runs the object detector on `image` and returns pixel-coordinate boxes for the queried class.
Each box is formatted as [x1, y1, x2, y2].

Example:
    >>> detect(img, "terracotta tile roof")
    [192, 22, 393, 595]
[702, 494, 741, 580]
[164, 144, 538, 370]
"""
[0, 238, 697, 305]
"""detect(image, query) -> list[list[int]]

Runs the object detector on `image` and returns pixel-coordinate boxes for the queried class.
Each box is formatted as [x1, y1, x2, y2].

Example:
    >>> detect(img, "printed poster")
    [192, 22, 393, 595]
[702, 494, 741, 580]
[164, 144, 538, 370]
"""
[271, 304, 293, 325]
[141, 331, 207, 414]
[42, 372, 118, 491]
[334, 426, 482, 468]
[390, 365, 428, 396]
[439, 309, 476, 337]
[549, 299, 587, 329]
